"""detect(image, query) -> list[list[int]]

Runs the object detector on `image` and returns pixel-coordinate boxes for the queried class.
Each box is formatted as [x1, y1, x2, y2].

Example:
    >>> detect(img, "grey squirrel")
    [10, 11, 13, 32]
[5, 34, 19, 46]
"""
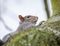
[10, 15, 38, 36]
[0, 15, 45, 46]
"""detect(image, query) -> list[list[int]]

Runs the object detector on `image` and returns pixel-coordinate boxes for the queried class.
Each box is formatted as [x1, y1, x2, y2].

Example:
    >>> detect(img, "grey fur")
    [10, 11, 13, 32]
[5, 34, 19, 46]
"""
[10, 22, 35, 36]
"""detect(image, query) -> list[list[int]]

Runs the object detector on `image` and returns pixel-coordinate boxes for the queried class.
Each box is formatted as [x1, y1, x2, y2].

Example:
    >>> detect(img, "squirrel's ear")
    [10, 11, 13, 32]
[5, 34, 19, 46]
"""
[18, 15, 24, 21]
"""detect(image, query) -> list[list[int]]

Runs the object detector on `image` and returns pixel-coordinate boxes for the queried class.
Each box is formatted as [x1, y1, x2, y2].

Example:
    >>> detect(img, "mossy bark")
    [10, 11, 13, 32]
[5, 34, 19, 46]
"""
[51, 0, 60, 15]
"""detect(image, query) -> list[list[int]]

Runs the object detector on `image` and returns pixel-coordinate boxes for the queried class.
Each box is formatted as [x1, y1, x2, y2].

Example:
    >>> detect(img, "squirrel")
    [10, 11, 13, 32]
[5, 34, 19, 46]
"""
[17, 15, 38, 30]
[9, 15, 38, 36]
[0, 15, 45, 46]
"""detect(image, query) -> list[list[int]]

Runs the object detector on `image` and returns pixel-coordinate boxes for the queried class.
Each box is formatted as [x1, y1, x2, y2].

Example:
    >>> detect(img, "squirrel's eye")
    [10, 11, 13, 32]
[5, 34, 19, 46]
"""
[27, 16, 31, 18]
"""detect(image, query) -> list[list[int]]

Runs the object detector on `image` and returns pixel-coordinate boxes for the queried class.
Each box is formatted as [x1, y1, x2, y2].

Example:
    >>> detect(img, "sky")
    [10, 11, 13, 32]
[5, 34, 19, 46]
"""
[0, 0, 52, 40]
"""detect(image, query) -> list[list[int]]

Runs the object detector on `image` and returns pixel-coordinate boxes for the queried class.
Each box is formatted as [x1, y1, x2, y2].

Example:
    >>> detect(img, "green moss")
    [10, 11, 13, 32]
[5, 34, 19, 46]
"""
[39, 15, 60, 30]
[48, 21, 60, 31]
[4, 28, 59, 46]
[51, 0, 60, 15]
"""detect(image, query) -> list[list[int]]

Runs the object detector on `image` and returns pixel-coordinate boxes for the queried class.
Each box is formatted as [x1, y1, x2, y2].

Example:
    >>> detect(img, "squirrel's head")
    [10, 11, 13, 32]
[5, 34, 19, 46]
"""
[18, 15, 38, 23]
